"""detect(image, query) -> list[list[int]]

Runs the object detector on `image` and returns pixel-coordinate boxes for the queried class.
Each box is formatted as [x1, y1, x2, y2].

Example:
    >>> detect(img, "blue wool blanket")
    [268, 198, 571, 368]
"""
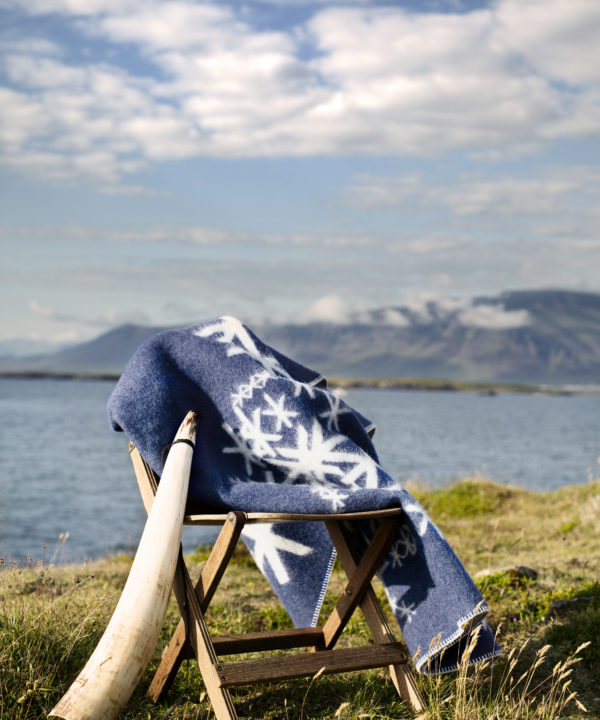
[108, 316, 499, 672]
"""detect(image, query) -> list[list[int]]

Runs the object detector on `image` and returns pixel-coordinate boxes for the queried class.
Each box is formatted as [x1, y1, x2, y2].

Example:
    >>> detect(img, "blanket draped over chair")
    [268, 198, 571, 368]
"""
[107, 316, 499, 673]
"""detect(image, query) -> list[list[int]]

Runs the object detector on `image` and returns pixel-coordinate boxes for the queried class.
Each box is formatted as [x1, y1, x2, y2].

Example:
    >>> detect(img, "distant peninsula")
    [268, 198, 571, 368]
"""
[2, 370, 597, 396]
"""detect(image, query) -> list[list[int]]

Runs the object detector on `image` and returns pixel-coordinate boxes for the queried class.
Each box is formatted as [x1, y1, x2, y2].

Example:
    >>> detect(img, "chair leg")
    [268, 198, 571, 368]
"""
[148, 512, 245, 704]
[322, 516, 400, 649]
[178, 558, 239, 720]
[326, 520, 427, 715]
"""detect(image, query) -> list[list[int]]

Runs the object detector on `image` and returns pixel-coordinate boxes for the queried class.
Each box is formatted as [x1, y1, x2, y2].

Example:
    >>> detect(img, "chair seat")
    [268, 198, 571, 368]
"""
[184, 506, 404, 525]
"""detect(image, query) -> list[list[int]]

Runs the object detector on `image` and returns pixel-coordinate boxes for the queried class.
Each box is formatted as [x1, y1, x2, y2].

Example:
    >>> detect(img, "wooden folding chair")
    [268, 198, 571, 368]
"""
[129, 442, 426, 719]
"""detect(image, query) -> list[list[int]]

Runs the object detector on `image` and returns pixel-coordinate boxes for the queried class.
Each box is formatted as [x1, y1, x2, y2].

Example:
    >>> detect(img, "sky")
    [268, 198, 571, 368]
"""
[1, 0, 599, 348]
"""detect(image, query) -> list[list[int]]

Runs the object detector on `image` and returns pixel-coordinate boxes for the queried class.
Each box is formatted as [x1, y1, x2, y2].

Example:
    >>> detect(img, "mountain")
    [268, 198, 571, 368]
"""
[2, 290, 600, 384]
[0, 337, 73, 358]
[260, 290, 600, 384]
[0, 324, 165, 375]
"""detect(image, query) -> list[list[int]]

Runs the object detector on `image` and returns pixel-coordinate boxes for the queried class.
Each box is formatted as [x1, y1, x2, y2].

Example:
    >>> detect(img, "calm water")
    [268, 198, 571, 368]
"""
[1, 378, 598, 564]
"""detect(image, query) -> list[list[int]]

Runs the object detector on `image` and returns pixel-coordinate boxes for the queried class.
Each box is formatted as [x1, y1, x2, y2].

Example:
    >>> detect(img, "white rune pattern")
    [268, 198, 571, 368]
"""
[231, 371, 270, 407]
[319, 393, 352, 431]
[242, 524, 313, 585]
[391, 597, 417, 624]
[404, 502, 430, 537]
[196, 316, 292, 379]
[208, 315, 384, 495]
[272, 421, 344, 484]
[336, 453, 379, 489]
[271, 419, 379, 489]
[263, 393, 298, 431]
[222, 422, 265, 476]
[233, 405, 281, 456]
[291, 379, 317, 399]
[310, 485, 349, 512]
[380, 525, 418, 574]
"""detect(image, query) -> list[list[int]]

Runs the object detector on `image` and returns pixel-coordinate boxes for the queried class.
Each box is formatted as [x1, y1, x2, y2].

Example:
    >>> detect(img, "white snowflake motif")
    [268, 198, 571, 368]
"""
[231, 371, 270, 407]
[391, 598, 417, 624]
[196, 317, 291, 379]
[380, 525, 418, 574]
[395, 525, 417, 561]
[231, 383, 254, 408]
[242, 524, 313, 585]
[310, 485, 349, 512]
[271, 420, 343, 485]
[262, 393, 298, 431]
[233, 405, 281, 457]
[337, 453, 380, 489]
[291, 379, 317, 399]
[222, 422, 265, 476]
[404, 502, 430, 537]
[319, 393, 352, 432]
[273, 419, 381, 490]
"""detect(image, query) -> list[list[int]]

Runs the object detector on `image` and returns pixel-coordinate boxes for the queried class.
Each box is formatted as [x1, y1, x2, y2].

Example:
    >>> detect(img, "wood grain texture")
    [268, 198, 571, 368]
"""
[326, 519, 426, 714]
[218, 644, 407, 686]
[322, 516, 399, 649]
[148, 512, 244, 703]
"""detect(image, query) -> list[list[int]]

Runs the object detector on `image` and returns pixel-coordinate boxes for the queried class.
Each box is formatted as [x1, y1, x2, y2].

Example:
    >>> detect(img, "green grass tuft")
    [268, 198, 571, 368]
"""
[414, 478, 509, 518]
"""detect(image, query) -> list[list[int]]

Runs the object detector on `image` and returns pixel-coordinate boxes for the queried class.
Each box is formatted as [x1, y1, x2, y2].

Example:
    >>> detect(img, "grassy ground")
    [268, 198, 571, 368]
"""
[1, 477, 599, 720]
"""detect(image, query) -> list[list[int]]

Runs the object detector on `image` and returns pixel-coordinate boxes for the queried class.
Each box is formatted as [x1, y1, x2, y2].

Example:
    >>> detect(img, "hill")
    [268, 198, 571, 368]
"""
[2, 290, 600, 384]
[0, 324, 165, 375]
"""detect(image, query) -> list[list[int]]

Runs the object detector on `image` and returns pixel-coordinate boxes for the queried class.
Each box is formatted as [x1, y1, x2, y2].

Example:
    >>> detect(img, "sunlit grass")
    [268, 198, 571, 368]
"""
[1, 477, 598, 719]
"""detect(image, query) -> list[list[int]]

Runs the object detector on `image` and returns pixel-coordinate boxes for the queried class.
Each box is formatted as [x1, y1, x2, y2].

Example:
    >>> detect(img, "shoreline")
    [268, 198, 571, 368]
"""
[2, 370, 600, 395]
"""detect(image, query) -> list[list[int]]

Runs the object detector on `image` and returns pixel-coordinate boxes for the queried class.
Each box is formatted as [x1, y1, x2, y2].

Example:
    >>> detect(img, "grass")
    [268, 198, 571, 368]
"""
[1, 477, 599, 719]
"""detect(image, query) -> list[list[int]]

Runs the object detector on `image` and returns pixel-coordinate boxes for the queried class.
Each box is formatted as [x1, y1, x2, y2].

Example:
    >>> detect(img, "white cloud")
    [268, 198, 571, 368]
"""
[296, 295, 411, 326]
[381, 295, 532, 329]
[29, 298, 151, 327]
[295, 293, 532, 329]
[298, 294, 357, 324]
[29, 299, 56, 318]
[495, 0, 600, 85]
[441, 177, 580, 217]
[98, 183, 170, 197]
[344, 168, 600, 225]
[1, 0, 140, 14]
[379, 308, 410, 327]
[0, 0, 599, 183]
[457, 304, 531, 329]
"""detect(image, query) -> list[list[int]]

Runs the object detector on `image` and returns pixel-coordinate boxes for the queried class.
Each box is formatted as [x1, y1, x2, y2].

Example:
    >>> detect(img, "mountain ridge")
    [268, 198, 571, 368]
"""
[2, 290, 600, 384]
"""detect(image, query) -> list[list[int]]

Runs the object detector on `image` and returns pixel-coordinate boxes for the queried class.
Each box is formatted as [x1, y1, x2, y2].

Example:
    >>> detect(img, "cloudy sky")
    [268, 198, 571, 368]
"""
[1, 0, 599, 347]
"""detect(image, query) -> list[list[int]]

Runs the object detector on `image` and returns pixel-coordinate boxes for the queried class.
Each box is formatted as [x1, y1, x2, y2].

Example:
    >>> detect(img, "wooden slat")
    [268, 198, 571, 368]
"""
[195, 512, 246, 607]
[177, 557, 239, 719]
[148, 513, 245, 703]
[217, 644, 406, 687]
[129, 444, 159, 515]
[212, 628, 324, 655]
[322, 516, 400, 649]
[183, 507, 404, 525]
[326, 520, 426, 714]
[147, 552, 190, 701]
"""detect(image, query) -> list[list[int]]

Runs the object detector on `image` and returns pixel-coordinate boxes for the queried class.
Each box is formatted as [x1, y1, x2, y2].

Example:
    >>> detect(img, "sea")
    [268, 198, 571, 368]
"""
[1, 377, 599, 566]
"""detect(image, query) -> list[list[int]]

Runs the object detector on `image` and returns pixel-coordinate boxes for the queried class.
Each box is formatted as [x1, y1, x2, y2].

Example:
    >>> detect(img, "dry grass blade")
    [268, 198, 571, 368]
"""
[334, 701, 350, 717]
[299, 666, 326, 720]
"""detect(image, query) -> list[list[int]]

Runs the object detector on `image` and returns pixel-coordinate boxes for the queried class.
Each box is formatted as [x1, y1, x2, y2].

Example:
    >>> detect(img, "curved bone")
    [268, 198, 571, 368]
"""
[50, 411, 198, 720]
